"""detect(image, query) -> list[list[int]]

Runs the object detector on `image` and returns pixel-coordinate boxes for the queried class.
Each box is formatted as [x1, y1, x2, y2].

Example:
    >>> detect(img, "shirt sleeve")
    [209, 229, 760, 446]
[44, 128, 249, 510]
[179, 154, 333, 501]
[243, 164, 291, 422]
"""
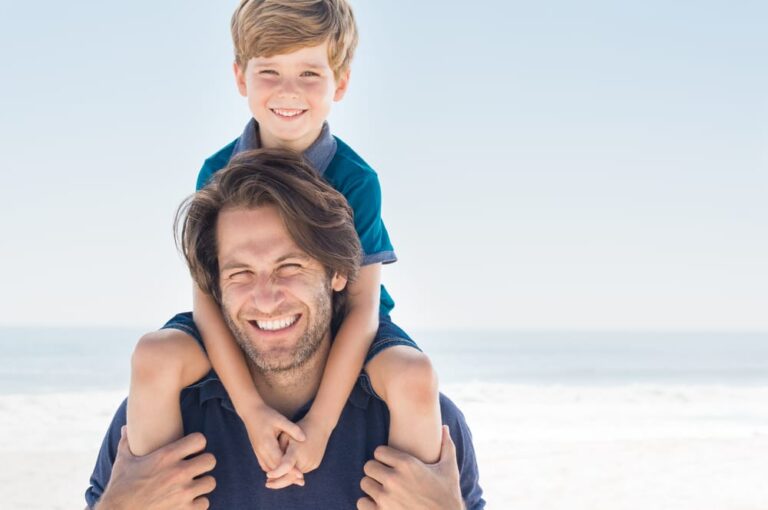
[196, 139, 239, 191]
[440, 394, 486, 509]
[84, 398, 127, 508]
[343, 172, 397, 266]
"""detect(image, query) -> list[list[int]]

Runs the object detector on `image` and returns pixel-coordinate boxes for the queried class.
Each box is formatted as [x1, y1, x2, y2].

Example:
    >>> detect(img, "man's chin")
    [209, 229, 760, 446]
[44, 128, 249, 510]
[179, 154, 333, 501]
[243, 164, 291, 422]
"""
[251, 350, 302, 373]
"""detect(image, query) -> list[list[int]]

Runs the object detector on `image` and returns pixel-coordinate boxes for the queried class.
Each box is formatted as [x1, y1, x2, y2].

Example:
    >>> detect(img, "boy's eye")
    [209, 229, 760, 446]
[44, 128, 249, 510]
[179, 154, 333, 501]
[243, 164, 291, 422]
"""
[259, 69, 278, 75]
[301, 71, 319, 77]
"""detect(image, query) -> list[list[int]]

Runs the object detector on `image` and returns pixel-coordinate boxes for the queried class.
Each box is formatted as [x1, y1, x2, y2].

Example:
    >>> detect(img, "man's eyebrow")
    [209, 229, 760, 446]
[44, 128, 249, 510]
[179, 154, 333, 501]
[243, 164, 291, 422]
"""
[275, 252, 311, 263]
[219, 260, 248, 272]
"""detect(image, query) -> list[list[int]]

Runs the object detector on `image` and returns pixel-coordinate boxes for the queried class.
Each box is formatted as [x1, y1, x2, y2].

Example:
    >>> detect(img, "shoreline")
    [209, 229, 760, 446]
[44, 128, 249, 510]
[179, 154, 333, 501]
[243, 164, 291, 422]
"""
[2, 383, 767, 508]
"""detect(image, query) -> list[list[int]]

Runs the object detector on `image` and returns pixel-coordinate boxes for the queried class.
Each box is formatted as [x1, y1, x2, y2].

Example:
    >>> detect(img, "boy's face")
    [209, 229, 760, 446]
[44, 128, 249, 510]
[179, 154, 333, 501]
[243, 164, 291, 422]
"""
[234, 41, 350, 152]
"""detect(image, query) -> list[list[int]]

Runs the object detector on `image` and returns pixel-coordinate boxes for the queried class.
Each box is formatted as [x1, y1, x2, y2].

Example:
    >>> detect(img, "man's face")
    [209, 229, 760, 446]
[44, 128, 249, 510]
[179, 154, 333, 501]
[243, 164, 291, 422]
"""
[234, 40, 350, 152]
[216, 205, 347, 373]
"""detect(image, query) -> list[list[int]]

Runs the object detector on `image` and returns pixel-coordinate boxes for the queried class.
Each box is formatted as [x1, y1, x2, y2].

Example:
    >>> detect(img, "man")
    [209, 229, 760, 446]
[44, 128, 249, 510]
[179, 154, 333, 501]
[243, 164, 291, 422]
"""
[85, 149, 485, 509]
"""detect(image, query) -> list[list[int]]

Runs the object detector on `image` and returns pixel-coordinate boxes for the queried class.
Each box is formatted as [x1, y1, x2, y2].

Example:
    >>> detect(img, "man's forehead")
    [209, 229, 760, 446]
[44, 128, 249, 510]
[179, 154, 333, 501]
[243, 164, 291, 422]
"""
[216, 205, 310, 265]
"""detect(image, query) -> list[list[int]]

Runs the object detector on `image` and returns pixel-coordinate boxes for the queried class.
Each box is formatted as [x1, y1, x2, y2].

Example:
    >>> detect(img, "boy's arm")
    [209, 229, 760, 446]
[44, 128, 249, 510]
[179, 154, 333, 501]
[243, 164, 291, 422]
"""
[193, 286, 305, 471]
[307, 263, 381, 427]
[271, 264, 381, 477]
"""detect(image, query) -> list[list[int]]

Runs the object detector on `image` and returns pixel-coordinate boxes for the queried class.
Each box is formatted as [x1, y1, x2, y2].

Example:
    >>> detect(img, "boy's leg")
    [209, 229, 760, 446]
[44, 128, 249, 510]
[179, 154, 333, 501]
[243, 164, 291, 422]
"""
[364, 322, 441, 463]
[127, 325, 211, 456]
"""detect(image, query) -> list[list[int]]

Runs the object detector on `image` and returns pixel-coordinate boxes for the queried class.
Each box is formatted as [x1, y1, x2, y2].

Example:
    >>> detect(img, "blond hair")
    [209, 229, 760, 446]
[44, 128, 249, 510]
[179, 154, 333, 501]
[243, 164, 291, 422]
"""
[231, 0, 358, 79]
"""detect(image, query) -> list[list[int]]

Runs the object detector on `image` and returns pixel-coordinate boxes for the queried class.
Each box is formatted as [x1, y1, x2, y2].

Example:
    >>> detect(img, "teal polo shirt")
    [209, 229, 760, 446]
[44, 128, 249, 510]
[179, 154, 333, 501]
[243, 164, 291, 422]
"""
[196, 120, 397, 315]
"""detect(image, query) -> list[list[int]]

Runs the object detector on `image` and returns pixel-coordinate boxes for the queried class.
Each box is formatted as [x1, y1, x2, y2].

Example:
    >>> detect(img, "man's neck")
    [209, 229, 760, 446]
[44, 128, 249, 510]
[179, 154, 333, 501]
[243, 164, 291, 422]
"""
[249, 335, 331, 418]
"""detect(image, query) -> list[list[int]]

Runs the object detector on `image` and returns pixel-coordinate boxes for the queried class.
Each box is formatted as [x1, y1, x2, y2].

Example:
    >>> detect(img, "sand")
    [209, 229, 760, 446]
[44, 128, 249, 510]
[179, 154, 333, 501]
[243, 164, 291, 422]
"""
[1, 383, 767, 509]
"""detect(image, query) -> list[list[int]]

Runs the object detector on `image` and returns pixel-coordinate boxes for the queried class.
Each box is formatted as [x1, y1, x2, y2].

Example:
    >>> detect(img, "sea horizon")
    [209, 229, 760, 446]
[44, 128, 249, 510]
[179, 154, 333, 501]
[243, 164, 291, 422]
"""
[2, 327, 766, 394]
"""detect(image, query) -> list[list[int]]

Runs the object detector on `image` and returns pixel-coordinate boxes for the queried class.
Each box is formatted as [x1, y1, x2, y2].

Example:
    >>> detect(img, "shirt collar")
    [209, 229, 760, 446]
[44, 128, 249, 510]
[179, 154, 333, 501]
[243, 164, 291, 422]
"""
[231, 118, 337, 175]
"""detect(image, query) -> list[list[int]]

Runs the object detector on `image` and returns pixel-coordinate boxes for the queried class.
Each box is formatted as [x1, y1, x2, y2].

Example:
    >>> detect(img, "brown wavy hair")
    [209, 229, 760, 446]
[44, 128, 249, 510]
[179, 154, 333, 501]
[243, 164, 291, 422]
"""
[231, 0, 358, 80]
[175, 148, 361, 323]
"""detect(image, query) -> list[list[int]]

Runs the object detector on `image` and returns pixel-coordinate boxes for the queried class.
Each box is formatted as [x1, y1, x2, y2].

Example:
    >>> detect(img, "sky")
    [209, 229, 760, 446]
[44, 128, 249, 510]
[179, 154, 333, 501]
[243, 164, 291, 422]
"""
[0, 1, 766, 331]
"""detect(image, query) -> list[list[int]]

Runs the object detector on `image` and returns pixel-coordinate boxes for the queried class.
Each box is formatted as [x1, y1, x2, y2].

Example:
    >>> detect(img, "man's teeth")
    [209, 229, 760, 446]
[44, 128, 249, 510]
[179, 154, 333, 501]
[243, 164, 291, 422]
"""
[256, 315, 299, 331]
[272, 109, 304, 117]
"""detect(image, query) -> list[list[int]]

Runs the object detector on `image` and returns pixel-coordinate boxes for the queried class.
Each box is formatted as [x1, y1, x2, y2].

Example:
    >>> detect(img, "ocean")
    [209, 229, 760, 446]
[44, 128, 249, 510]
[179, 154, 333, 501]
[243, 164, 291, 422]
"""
[1, 328, 766, 394]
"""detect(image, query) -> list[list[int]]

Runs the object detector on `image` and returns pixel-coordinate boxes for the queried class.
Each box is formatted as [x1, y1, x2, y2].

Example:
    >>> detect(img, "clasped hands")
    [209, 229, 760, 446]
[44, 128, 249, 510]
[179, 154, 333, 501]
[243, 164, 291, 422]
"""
[241, 404, 333, 489]
[243, 405, 464, 510]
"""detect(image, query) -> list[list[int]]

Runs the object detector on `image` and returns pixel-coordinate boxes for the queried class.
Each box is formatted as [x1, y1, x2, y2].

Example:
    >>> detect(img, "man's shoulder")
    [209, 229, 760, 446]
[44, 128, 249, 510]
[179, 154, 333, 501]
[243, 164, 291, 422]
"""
[196, 139, 239, 190]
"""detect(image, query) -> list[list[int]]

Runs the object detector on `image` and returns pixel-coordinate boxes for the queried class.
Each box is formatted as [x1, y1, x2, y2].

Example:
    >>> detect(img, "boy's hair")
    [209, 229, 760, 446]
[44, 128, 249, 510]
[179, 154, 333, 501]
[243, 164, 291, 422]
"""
[175, 148, 362, 322]
[231, 0, 358, 79]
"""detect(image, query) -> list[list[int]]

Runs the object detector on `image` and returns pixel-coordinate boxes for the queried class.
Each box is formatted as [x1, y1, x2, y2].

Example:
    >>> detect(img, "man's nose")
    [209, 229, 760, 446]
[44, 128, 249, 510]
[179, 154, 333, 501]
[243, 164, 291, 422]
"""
[249, 276, 285, 313]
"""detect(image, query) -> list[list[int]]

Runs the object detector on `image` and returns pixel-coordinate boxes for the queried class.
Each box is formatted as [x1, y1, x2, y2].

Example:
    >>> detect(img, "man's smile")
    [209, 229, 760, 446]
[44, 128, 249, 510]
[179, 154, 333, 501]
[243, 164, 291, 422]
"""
[249, 313, 301, 332]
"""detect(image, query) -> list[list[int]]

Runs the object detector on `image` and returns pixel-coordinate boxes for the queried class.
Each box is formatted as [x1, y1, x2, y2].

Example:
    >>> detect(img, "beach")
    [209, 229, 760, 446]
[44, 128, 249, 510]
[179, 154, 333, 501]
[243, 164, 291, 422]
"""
[2, 382, 767, 509]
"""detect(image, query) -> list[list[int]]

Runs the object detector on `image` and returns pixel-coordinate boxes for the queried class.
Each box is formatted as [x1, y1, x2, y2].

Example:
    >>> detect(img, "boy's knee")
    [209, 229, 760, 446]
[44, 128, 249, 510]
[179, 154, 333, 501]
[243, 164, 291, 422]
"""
[131, 329, 188, 382]
[386, 351, 439, 404]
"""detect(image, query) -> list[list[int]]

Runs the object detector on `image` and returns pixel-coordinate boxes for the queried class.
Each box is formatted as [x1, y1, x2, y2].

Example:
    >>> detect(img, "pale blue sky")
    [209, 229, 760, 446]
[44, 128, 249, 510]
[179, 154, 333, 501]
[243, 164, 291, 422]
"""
[0, 1, 766, 331]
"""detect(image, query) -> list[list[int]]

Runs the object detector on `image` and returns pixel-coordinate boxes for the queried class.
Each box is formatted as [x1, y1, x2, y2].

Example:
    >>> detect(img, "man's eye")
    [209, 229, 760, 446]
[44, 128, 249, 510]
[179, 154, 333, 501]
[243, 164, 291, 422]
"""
[229, 271, 251, 280]
[277, 264, 302, 274]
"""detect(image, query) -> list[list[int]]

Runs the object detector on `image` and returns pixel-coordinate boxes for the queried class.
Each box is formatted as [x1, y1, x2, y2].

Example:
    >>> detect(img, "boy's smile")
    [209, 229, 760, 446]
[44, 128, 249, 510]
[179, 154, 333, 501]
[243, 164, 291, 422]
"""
[234, 41, 350, 153]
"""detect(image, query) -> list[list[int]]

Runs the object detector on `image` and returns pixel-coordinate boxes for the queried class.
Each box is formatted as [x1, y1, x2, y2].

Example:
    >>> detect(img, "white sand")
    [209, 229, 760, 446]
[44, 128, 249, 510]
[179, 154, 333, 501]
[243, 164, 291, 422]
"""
[1, 384, 767, 509]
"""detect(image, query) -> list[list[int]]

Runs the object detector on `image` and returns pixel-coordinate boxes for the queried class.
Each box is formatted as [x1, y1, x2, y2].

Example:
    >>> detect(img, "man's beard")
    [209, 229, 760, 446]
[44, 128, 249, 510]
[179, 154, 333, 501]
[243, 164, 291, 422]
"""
[222, 279, 332, 374]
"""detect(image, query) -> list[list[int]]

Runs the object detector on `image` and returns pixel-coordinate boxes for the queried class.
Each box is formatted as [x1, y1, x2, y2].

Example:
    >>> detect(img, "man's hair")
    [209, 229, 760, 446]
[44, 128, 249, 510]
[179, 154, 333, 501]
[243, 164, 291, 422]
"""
[175, 148, 361, 323]
[231, 0, 358, 79]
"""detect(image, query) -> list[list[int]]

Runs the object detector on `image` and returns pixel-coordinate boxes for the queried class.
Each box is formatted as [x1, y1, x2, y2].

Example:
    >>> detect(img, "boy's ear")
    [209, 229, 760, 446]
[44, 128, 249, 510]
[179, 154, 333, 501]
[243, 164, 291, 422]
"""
[331, 272, 348, 292]
[233, 61, 248, 97]
[333, 68, 351, 102]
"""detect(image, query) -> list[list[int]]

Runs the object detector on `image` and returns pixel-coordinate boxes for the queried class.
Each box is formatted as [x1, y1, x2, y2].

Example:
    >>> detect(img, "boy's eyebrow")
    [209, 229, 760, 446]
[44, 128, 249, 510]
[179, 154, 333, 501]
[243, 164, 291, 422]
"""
[251, 60, 327, 69]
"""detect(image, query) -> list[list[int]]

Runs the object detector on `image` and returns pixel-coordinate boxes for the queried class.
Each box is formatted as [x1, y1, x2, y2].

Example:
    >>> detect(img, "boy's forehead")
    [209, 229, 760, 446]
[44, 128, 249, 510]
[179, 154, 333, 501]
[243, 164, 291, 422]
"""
[249, 40, 332, 66]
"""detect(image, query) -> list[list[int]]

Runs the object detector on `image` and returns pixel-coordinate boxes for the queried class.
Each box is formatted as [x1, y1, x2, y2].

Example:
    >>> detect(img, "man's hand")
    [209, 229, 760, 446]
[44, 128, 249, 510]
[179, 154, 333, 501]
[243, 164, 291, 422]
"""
[357, 425, 464, 510]
[240, 402, 306, 473]
[96, 426, 216, 510]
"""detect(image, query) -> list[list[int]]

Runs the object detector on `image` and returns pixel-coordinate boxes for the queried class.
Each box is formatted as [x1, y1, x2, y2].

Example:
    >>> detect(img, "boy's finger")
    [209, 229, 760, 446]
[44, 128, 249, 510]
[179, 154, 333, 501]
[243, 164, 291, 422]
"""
[278, 432, 290, 451]
[274, 416, 306, 442]
[265, 468, 304, 490]
[261, 440, 284, 471]
[267, 449, 297, 479]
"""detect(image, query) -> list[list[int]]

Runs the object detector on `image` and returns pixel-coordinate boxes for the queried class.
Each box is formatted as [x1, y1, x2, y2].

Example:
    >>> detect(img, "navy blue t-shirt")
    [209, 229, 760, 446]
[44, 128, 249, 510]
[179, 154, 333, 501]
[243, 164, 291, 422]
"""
[85, 373, 485, 509]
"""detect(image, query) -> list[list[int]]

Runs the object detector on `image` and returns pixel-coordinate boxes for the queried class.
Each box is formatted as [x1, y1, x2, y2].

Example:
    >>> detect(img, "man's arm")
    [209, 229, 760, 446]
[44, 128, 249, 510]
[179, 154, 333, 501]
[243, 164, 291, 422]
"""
[90, 426, 216, 510]
[357, 426, 465, 510]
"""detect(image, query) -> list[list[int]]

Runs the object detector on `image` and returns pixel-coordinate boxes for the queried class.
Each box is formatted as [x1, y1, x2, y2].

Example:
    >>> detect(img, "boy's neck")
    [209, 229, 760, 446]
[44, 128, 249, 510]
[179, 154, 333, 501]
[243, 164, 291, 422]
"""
[258, 125, 323, 154]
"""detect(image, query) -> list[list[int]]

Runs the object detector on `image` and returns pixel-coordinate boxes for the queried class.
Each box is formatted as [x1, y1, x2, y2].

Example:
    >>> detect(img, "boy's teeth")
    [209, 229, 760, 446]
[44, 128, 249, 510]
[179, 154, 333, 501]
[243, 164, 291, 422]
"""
[256, 315, 299, 331]
[273, 109, 303, 117]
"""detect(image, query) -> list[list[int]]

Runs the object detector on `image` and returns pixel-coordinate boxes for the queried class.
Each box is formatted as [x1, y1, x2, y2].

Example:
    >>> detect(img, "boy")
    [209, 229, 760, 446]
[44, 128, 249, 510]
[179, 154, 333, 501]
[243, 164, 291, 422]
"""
[128, 0, 441, 487]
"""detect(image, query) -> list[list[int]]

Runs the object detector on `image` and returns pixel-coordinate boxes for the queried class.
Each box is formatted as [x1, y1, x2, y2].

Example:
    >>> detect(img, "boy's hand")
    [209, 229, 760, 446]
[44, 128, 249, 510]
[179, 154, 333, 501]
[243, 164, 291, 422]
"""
[240, 403, 306, 473]
[267, 414, 333, 480]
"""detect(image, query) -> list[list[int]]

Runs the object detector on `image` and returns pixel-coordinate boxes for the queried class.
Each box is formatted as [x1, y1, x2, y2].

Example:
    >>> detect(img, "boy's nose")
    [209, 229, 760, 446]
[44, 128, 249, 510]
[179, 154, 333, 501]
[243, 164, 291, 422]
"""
[277, 79, 300, 98]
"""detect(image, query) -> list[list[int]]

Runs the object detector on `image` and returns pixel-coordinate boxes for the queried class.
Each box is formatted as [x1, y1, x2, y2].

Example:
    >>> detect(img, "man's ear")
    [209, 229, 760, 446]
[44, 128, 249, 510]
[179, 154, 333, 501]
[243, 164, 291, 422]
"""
[233, 60, 248, 97]
[331, 272, 348, 292]
[333, 68, 351, 102]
